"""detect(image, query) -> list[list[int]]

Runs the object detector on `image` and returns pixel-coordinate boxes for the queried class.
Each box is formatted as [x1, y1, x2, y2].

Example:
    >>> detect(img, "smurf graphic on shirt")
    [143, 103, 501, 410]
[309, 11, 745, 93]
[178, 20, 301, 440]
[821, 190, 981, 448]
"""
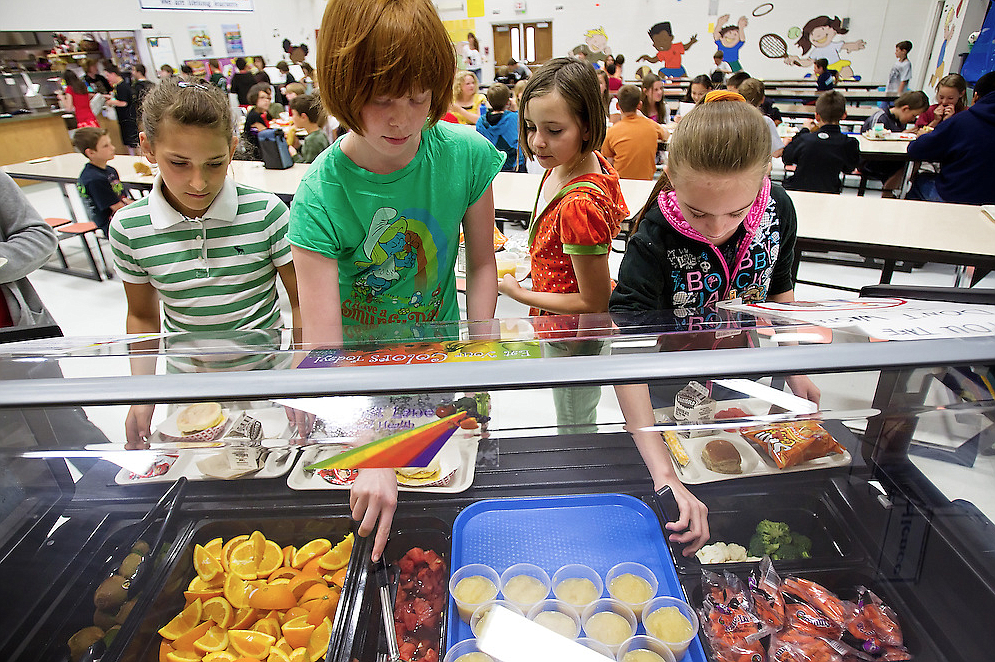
[356, 207, 417, 296]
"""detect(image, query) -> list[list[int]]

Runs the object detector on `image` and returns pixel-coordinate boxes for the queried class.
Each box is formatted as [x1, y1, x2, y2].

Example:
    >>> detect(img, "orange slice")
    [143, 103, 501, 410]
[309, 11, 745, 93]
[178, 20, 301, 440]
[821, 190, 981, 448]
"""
[224, 573, 250, 609]
[299, 585, 331, 605]
[252, 616, 281, 639]
[229, 629, 276, 659]
[282, 546, 296, 568]
[249, 584, 297, 611]
[165, 651, 202, 662]
[159, 599, 203, 640]
[229, 540, 260, 580]
[288, 649, 308, 662]
[283, 606, 308, 624]
[195, 625, 230, 654]
[257, 541, 284, 578]
[189, 575, 225, 591]
[250, 531, 267, 562]
[159, 641, 175, 662]
[229, 606, 257, 630]
[221, 535, 250, 573]
[288, 574, 326, 601]
[267, 649, 292, 662]
[268, 567, 300, 582]
[292, 539, 331, 569]
[173, 619, 215, 652]
[204, 537, 224, 562]
[203, 596, 234, 630]
[327, 567, 348, 589]
[280, 615, 315, 650]
[195, 543, 225, 582]
[185, 588, 224, 604]
[306, 617, 332, 662]
[273, 637, 293, 655]
[203, 652, 237, 662]
[300, 557, 324, 577]
[304, 593, 339, 627]
[318, 534, 353, 571]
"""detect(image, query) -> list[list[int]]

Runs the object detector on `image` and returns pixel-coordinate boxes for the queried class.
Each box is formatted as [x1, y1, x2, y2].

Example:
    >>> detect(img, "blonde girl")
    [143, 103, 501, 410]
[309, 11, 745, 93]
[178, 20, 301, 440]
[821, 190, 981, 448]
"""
[610, 94, 821, 555]
[450, 70, 487, 124]
[915, 73, 967, 134]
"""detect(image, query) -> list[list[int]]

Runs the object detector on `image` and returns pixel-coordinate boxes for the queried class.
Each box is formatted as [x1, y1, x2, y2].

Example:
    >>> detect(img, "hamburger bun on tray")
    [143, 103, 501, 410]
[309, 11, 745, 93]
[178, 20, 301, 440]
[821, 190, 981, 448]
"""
[159, 403, 228, 442]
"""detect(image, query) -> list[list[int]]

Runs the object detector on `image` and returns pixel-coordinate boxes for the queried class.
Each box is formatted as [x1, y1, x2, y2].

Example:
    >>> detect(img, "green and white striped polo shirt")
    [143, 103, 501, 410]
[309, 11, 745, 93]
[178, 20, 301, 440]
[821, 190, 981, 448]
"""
[109, 175, 293, 333]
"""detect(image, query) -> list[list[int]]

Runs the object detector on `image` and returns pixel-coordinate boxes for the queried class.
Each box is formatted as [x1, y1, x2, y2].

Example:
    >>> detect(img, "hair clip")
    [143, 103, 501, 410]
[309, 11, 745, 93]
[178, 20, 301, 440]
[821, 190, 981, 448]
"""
[177, 80, 213, 92]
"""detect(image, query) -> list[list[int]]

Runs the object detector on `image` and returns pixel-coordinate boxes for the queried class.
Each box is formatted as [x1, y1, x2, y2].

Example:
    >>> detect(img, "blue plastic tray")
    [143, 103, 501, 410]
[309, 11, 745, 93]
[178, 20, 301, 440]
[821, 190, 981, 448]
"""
[447, 493, 706, 662]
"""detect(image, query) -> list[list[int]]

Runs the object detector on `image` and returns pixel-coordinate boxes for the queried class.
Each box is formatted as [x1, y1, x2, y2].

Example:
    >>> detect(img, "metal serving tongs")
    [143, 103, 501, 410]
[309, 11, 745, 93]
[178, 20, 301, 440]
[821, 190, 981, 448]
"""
[377, 556, 402, 662]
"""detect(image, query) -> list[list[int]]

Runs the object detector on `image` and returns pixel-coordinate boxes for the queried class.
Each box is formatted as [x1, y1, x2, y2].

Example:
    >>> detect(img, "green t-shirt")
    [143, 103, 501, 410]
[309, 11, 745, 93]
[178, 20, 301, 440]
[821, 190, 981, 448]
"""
[288, 122, 505, 326]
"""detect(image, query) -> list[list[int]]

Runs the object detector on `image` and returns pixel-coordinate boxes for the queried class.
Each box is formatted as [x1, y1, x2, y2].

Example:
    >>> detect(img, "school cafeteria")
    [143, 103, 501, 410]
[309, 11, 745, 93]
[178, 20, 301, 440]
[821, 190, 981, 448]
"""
[2, 2, 995, 662]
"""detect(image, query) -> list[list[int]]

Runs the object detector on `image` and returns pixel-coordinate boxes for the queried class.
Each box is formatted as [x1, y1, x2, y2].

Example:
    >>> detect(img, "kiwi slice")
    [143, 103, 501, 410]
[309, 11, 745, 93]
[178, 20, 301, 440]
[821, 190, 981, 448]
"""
[93, 608, 117, 631]
[130, 540, 150, 556]
[115, 599, 137, 624]
[118, 553, 143, 580]
[93, 575, 129, 611]
[67, 626, 103, 661]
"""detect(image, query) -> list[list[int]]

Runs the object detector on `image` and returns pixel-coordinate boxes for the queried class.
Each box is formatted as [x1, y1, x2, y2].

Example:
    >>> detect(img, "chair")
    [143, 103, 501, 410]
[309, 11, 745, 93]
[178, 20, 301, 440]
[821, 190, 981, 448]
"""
[42, 218, 114, 282]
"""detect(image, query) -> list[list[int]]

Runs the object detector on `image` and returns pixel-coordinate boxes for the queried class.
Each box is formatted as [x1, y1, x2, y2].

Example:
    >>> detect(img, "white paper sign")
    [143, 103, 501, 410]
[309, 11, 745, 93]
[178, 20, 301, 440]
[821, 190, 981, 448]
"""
[140, 0, 253, 10]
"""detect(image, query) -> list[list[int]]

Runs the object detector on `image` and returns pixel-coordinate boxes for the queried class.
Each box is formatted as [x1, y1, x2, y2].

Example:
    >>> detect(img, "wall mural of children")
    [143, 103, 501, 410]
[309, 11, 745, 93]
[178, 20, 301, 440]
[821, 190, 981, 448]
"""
[638, 22, 698, 78]
[785, 15, 866, 81]
[713, 14, 748, 72]
[571, 26, 612, 64]
[930, 0, 966, 87]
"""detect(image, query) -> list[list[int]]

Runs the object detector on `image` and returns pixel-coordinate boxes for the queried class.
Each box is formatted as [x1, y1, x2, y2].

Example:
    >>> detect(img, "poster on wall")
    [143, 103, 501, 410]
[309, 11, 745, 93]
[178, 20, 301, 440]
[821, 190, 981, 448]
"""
[223, 24, 245, 55]
[146, 36, 178, 74]
[189, 25, 213, 58]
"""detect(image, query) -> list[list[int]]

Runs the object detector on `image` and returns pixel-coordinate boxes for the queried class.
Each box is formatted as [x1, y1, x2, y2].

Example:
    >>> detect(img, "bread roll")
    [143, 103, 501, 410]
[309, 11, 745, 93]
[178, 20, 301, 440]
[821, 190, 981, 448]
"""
[176, 403, 224, 434]
[701, 438, 742, 474]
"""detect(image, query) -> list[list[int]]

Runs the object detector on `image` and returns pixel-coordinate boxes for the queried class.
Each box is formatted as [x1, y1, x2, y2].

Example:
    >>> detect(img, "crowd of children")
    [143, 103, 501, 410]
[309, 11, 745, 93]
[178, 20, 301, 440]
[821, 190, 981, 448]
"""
[33, 1, 994, 565]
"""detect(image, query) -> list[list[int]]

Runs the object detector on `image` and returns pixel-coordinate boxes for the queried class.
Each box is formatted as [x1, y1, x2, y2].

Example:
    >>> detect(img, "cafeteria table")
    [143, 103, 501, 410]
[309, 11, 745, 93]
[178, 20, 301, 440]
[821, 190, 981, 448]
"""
[764, 89, 896, 105]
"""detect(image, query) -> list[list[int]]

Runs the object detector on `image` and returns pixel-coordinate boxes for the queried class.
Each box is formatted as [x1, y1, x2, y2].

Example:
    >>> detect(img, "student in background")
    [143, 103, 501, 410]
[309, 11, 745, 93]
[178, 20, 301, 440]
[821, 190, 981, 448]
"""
[110, 79, 299, 446]
[450, 71, 487, 125]
[640, 73, 669, 123]
[859, 90, 928, 197]
[59, 69, 100, 130]
[887, 41, 913, 96]
[72, 127, 134, 236]
[610, 98, 819, 555]
[179, 64, 195, 81]
[494, 65, 515, 87]
[595, 69, 613, 122]
[288, 94, 331, 164]
[512, 79, 528, 113]
[103, 63, 139, 154]
[724, 70, 750, 93]
[782, 91, 860, 194]
[132, 64, 155, 105]
[710, 50, 732, 85]
[158, 64, 175, 80]
[508, 58, 531, 82]
[208, 59, 228, 91]
[738, 78, 783, 158]
[290, 0, 504, 562]
[915, 73, 967, 134]
[229, 57, 256, 105]
[83, 59, 110, 95]
[602, 84, 669, 180]
[476, 82, 524, 172]
[907, 71, 995, 205]
[675, 74, 712, 121]
[284, 82, 306, 103]
[814, 58, 836, 91]
[241, 82, 273, 160]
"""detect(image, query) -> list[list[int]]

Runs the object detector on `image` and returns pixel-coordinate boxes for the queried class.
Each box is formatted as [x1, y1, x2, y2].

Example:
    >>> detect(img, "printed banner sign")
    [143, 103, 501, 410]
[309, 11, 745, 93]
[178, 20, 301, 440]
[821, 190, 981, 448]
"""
[141, 0, 253, 10]
[298, 339, 542, 369]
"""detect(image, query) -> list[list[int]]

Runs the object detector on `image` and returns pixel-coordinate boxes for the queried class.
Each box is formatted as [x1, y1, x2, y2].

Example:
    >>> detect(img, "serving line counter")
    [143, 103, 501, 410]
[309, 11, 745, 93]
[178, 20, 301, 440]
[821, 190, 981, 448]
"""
[0, 306, 993, 661]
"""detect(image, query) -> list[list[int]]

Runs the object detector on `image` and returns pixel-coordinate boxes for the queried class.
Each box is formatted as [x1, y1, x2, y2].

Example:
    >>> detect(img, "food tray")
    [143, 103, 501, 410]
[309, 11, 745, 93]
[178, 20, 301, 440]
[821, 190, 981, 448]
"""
[117, 515, 359, 662]
[447, 493, 707, 662]
[861, 130, 916, 141]
[114, 407, 297, 484]
[654, 399, 852, 484]
[287, 436, 480, 493]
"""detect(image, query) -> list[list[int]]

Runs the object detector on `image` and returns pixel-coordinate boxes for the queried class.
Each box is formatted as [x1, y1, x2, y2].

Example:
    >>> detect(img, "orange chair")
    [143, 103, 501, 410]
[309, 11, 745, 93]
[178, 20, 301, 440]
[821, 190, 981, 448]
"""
[42, 218, 114, 281]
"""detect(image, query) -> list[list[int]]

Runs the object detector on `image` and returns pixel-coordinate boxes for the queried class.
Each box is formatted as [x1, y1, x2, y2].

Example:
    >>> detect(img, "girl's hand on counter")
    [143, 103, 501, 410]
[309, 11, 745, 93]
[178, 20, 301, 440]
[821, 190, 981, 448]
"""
[125, 403, 155, 449]
[659, 477, 710, 556]
[284, 405, 315, 443]
[497, 273, 523, 297]
[350, 468, 398, 562]
[786, 373, 821, 407]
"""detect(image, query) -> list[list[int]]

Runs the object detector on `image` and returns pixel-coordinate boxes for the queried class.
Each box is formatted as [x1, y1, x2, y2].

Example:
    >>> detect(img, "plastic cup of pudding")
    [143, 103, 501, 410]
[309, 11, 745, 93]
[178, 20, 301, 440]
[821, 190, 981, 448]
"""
[443, 638, 494, 662]
[615, 635, 677, 662]
[495, 254, 518, 280]
[577, 637, 616, 658]
[500, 563, 551, 612]
[449, 564, 501, 624]
[526, 598, 582, 639]
[605, 562, 659, 619]
[470, 600, 525, 638]
[580, 598, 638, 655]
[552, 563, 604, 610]
[642, 596, 700, 660]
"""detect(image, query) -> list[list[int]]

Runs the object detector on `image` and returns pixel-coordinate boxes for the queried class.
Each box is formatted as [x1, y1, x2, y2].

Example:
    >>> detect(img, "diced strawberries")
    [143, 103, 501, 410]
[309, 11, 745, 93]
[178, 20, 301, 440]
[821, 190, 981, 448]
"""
[393, 547, 447, 661]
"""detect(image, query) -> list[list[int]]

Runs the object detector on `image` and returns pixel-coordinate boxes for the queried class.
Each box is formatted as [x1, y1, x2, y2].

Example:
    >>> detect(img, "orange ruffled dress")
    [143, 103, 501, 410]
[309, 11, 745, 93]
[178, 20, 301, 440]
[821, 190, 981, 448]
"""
[527, 152, 628, 317]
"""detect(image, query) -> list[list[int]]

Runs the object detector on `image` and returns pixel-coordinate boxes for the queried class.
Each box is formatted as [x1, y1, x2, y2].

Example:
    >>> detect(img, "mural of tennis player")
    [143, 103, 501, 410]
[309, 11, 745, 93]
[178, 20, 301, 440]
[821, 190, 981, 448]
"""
[713, 14, 748, 72]
[638, 22, 698, 78]
[785, 15, 866, 80]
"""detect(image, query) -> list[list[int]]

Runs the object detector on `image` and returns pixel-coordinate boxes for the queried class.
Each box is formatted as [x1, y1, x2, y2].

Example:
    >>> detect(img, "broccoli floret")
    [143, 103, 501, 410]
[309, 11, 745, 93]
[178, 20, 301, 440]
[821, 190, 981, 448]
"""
[748, 533, 768, 558]
[749, 520, 813, 560]
[793, 533, 812, 558]
[756, 519, 791, 540]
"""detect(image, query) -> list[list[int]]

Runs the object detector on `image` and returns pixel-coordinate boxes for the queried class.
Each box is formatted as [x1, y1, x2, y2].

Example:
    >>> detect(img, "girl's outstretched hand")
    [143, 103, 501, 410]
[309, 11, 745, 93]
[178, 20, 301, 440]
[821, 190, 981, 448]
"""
[350, 468, 398, 562]
[786, 373, 821, 407]
[497, 273, 523, 297]
[659, 477, 710, 556]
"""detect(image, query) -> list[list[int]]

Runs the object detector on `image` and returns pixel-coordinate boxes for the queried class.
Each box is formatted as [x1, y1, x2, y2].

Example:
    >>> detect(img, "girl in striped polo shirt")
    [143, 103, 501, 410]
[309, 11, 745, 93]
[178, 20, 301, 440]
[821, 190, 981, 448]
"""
[109, 79, 301, 448]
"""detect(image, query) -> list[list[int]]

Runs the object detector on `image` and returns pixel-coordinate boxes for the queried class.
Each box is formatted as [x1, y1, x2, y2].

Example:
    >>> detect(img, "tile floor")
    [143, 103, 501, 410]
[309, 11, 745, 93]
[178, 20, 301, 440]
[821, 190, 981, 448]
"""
[14, 181, 995, 522]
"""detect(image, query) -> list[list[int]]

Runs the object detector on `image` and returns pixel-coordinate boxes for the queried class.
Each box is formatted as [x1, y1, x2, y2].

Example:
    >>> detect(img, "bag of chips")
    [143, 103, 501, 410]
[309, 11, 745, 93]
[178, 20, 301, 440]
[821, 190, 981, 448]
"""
[741, 421, 844, 469]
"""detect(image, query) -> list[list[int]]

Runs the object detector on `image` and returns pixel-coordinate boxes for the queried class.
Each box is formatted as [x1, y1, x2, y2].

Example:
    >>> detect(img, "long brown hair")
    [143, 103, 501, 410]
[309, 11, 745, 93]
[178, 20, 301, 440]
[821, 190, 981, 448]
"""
[640, 73, 668, 123]
[519, 57, 607, 160]
[63, 69, 88, 95]
[631, 100, 770, 233]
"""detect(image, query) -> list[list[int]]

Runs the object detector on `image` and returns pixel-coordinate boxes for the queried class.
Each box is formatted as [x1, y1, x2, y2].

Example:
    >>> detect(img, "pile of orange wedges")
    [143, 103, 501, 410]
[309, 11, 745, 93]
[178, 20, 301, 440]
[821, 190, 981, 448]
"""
[158, 530, 353, 662]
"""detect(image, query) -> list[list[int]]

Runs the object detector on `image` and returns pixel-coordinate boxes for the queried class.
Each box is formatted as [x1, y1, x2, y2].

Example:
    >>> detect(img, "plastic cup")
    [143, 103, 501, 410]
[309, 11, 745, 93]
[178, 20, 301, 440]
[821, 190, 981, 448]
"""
[470, 600, 525, 638]
[443, 638, 494, 662]
[615, 635, 677, 662]
[605, 562, 659, 619]
[642, 596, 700, 660]
[581, 598, 638, 655]
[577, 637, 616, 658]
[499, 563, 551, 612]
[526, 598, 582, 640]
[496, 255, 518, 280]
[449, 564, 501, 624]
[552, 563, 604, 609]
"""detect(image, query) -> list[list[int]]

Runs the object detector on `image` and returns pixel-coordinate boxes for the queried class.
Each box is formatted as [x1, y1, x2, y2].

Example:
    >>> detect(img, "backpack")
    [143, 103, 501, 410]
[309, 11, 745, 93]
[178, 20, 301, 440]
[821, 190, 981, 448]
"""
[257, 128, 293, 170]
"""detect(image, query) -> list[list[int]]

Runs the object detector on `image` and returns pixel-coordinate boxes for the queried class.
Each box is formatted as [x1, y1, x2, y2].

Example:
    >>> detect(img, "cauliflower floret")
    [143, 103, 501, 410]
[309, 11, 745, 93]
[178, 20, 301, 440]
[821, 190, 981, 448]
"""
[695, 541, 750, 563]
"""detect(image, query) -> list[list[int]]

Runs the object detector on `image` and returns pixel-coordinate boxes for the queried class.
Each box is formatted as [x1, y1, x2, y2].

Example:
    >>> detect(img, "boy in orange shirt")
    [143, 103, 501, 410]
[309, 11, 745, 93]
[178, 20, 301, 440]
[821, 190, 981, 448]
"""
[601, 85, 669, 180]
